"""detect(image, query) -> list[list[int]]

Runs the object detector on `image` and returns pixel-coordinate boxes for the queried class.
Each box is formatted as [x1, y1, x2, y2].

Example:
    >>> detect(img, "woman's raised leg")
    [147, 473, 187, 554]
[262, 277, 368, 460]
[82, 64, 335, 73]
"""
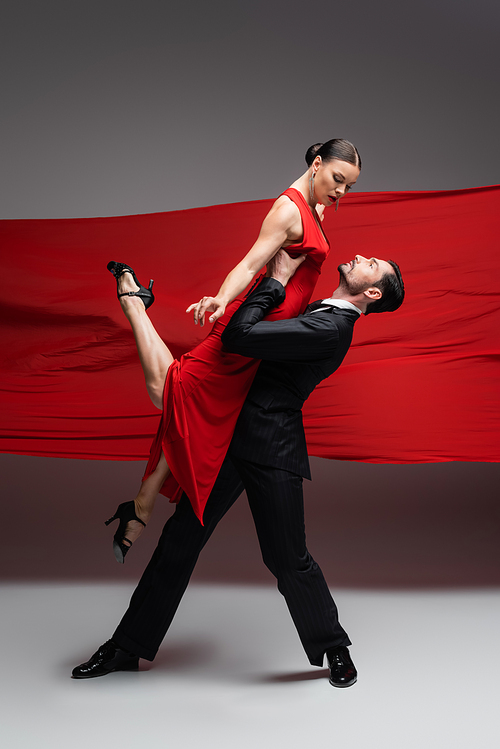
[116, 269, 174, 410]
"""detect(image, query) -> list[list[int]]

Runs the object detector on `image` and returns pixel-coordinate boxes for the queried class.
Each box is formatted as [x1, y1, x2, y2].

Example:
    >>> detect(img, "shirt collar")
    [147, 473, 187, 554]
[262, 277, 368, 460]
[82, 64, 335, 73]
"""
[311, 298, 362, 316]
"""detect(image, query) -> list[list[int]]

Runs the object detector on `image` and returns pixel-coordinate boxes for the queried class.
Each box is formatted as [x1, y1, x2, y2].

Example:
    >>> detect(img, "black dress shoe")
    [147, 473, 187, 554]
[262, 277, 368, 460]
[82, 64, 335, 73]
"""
[71, 639, 139, 679]
[327, 645, 357, 688]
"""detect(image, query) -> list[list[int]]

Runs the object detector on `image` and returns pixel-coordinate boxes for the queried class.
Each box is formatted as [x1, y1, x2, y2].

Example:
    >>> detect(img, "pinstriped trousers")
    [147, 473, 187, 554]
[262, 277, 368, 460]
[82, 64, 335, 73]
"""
[113, 454, 351, 667]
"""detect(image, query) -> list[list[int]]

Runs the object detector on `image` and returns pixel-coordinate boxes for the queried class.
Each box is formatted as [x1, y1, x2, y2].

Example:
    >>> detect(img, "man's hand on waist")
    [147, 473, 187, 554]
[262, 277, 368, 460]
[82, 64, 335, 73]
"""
[266, 249, 306, 287]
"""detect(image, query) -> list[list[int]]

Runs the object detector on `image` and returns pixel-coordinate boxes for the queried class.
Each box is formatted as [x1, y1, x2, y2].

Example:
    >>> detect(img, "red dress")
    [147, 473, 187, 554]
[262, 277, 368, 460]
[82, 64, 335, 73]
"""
[143, 188, 330, 523]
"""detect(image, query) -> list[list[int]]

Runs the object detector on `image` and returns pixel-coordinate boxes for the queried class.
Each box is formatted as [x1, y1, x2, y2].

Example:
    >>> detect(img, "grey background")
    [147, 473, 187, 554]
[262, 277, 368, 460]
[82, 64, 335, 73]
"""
[1, 0, 499, 584]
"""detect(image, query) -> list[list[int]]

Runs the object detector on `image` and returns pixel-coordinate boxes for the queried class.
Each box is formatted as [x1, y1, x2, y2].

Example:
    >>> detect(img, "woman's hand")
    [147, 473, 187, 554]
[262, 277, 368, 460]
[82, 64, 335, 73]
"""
[186, 296, 227, 327]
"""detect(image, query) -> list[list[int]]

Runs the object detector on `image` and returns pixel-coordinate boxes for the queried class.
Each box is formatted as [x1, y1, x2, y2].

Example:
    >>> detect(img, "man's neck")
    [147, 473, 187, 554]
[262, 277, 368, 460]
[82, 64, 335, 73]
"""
[323, 288, 365, 314]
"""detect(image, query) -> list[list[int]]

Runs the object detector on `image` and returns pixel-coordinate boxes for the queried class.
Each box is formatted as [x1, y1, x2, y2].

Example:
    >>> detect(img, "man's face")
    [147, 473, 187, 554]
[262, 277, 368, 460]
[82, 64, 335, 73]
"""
[338, 255, 393, 295]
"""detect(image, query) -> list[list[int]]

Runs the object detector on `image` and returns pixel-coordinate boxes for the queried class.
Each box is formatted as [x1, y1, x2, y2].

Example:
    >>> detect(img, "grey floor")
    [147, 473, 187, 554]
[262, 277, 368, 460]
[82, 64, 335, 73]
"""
[1, 583, 499, 749]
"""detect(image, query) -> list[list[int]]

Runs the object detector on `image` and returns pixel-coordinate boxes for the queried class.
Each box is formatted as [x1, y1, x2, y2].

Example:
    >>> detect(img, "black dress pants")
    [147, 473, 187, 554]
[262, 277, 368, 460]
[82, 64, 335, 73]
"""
[113, 454, 350, 667]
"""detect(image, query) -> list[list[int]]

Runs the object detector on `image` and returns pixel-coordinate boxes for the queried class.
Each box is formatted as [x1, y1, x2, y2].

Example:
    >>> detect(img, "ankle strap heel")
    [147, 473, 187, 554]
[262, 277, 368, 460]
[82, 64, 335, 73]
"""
[107, 261, 155, 310]
[105, 501, 147, 564]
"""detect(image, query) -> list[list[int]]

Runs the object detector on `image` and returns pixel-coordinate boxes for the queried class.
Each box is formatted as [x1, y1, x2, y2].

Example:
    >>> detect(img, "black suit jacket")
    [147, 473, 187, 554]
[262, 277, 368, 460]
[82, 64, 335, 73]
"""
[221, 278, 359, 479]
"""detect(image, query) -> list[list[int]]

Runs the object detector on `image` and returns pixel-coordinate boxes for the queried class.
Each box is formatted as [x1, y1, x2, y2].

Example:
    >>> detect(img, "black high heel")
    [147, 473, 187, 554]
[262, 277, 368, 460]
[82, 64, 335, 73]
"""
[104, 501, 147, 564]
[107, 261, 155, 310]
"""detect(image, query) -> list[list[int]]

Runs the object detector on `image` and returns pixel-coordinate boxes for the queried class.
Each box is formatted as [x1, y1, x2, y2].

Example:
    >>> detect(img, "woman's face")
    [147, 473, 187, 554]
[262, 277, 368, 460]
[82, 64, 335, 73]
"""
[312, 157, 360, 207]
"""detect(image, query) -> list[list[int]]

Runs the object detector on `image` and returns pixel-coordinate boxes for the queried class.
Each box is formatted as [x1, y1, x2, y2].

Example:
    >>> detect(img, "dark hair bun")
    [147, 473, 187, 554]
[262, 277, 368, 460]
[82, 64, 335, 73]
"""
[305, 143, 323, 167]
[305, 139, 362, 170]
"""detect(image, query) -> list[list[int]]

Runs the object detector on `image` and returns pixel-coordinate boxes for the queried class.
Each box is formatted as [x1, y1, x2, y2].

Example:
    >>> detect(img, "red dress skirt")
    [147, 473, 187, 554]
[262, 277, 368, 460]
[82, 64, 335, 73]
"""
[143, 188, 330, 523]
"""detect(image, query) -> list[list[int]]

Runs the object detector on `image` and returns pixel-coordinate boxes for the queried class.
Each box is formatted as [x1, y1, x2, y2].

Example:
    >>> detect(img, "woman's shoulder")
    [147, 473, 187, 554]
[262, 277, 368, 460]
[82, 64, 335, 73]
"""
[278, 186, 307, 206]
[273, 190, 302, 212]
[278, 187, 318, 222]
[264, 192, 302, 230]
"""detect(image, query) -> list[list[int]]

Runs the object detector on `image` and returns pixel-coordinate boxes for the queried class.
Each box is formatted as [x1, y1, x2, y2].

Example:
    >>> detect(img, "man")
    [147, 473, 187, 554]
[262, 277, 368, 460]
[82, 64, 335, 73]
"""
[72, 253, 404, 687]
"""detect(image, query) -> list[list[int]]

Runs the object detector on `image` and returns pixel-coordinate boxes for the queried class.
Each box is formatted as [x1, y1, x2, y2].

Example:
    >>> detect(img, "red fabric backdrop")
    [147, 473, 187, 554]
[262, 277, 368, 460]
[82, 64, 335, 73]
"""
[1, 186, 499, 463]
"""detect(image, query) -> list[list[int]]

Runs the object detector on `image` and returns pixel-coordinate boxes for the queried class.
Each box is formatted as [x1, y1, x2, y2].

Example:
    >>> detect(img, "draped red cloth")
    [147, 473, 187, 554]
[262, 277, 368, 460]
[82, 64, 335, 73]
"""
[1, 186, 499, 464]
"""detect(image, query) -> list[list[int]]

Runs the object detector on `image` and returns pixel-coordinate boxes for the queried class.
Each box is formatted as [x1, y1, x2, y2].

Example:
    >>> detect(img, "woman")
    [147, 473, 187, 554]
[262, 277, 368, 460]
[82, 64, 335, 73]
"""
[106, 139, 361, 562]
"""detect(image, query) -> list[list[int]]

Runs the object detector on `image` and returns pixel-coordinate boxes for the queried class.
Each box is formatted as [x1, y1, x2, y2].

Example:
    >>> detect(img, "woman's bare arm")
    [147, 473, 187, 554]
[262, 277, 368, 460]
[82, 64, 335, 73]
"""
[186, 197, 302, 326]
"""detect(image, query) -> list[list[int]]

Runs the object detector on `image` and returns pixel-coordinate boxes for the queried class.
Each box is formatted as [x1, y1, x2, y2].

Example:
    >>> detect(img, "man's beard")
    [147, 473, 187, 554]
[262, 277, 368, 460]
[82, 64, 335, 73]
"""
[337, 263, 367, 296]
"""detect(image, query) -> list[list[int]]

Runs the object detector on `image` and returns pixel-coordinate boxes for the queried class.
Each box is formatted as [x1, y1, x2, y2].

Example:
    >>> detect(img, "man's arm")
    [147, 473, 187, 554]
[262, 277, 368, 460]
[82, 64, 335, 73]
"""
[221, 277, 340, 362]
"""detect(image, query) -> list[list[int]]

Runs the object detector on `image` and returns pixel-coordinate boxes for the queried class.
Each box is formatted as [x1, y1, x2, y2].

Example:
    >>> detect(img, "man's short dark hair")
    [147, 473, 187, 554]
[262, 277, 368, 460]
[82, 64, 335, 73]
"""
[364, 260, 405, 315]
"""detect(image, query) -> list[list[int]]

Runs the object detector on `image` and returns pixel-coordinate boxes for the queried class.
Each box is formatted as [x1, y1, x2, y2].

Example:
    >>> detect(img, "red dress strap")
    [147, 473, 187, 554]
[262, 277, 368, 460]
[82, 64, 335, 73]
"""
[280, 187, 330, 267]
